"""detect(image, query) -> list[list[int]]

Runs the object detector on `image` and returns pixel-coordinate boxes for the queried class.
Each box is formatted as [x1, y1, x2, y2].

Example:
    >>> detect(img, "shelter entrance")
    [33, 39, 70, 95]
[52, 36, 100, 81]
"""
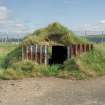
[50, 46, 67, 64]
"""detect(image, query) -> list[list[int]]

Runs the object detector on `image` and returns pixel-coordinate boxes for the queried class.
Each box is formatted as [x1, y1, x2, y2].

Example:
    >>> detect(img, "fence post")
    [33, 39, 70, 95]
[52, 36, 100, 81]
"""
[40, 45, 42, 64]
[30, 45, 33, 60]
[91, 44, 93, 50]
[44, 45, 48, 65]
[80, 44, 82, 54]
[71, 44, 73, 57]
[67, 46, 70, 59]
[74, 45, 76, 56]
[77, 44, 80, 55]
[35, 44, 38, 62]
[84, 44, 86, 52]
[75, 44, 78, 56]
[22, 46, 24, 61]
[26, 46, 28, 60]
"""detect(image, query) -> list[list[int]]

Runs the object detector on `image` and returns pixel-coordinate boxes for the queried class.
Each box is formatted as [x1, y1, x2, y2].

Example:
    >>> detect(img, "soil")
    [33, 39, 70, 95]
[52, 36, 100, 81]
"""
[0, 77, 105, 105]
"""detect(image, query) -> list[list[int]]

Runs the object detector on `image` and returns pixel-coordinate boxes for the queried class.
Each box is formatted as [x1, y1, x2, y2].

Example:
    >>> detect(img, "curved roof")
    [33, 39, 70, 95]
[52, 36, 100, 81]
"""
[21, 22, 87, 46]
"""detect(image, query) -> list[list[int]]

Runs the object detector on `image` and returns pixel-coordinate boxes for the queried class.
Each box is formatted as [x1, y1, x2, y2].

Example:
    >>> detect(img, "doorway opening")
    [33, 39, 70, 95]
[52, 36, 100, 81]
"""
[49, 46, 67, 64]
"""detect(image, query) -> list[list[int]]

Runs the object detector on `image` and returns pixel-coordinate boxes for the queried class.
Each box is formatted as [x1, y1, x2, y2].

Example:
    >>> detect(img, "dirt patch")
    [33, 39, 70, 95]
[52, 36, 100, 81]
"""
[0, 77, 105, 105]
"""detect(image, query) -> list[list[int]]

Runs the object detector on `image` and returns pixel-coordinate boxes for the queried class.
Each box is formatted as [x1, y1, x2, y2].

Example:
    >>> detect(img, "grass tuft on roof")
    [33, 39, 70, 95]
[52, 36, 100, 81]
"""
[22, 22, 88, 46]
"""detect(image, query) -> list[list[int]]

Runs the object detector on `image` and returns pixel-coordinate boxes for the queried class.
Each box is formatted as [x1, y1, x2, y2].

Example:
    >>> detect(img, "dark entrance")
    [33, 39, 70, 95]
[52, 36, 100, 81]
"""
[49, 46, 67, 64]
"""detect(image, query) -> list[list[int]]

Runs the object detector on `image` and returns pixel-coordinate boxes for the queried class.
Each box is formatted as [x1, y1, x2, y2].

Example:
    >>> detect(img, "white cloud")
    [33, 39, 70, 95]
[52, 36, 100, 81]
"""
[15, 23, 24, 27]
[0, 6, 32, 33]
[0, 6, 9, 21]
[99, 20, 105, 24]
[11, 23, 31, 33]
[0, 22, 30, 33]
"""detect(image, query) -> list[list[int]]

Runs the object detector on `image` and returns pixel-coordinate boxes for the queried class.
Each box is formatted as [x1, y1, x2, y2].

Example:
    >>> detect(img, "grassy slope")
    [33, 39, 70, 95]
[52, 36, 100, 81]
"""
[0, 44, 18, 68]
[64, 44, 105, 79]
[22, 22, 87, 46]
[0, 44, 18, 78]
[77, 44, 105, 76]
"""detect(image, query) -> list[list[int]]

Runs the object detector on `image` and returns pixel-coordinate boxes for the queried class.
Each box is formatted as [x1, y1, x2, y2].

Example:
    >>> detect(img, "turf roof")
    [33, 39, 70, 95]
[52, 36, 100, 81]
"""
[22, 22, 87, 46]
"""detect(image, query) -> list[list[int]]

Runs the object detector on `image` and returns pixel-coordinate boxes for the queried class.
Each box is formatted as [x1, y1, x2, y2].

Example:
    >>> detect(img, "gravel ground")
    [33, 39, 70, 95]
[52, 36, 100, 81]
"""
[0, 77, 105, 105]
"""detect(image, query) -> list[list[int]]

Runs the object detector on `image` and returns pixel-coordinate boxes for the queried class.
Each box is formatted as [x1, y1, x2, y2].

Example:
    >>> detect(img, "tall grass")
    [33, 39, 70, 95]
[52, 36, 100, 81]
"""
[0, 44, 17, 68]
[1, 43, 105, 80]
[77, 44, 105, 76]
[0, 60, 62, 80]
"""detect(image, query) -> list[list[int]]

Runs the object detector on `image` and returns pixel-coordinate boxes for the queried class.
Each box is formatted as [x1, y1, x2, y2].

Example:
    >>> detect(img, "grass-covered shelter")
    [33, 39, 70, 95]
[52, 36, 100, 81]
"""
[21, 22, 93, 65]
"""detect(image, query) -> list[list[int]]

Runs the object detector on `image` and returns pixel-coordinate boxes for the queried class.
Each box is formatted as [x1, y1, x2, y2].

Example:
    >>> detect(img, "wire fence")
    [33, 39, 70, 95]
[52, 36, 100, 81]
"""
[0, 38, 22, 44]
[0, 31, 105, 44]
[74, 31, 105, 36]
[74, 31, 105, 43]
[0, 32, 26, 44]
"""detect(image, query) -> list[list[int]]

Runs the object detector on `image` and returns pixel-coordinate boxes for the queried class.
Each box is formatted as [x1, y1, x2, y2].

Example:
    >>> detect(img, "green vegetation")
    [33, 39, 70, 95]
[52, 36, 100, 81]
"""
[0, 23, 105, 80]
[63, 44, 105, 79]
[76, 44, 105, 77]
[0, 44, 18, 68]
[3, 22, 88, 69]
[22, 22, 87, 46]
[2, 46, 22, 68]
[0, 43, 105, 80]
[0, 60, 61, 80]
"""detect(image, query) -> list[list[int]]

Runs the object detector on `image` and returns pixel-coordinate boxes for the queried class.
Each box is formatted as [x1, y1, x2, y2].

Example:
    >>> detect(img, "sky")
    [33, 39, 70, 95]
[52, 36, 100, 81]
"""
[0, 0, 105, 33]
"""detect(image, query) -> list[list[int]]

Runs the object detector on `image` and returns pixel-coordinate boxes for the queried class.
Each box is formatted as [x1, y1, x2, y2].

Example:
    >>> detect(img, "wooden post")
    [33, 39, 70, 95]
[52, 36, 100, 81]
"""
[86, 44, 88, 51]
[40, 45, 42, 64]
[70, 44, 73, 57]
[34, 45, 36, 60]
[67, 46, 70, 59]
[26, 46, 28, 60]
[44, 45, 47, 65]
[22, 46, 24, 61]
[75, 45, 77, 56]
[35, 44, 38, 62]
[91, 44, 93, 50]
[78, 44, 80, 54]
[30, 45, 33, 60]
[80, 44, 82, 54]
[87, 44, 89, 51]
[42, 46, 44, 63]
[74, 45, 76, 56]
[82, 44, 84, 52]
[70, 45, 72, 58]
[89, 44, 90, 51]
[84, 44, 86, 52]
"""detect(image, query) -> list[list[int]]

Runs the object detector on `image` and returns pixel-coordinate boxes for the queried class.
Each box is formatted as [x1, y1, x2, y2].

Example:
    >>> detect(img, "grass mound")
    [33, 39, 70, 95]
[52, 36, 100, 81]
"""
[0, 60, 62, 80]
[22, 22, 87, 46]
[77, 44, 105, 76]
[63, 44, 105, 78]
[0, 44, 18, 68]
[3, 22, 87, 68]
[2, 46, 22, 68]
[1, 23, 100, 80]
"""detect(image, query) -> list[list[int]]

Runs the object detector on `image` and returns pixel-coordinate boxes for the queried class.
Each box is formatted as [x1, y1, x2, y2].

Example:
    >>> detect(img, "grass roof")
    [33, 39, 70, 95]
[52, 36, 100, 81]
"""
[22, 22, 88, 46]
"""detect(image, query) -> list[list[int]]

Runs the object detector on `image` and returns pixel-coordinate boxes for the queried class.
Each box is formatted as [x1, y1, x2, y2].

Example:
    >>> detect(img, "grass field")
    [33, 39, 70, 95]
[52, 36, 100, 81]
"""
[0, 44, 18, 68]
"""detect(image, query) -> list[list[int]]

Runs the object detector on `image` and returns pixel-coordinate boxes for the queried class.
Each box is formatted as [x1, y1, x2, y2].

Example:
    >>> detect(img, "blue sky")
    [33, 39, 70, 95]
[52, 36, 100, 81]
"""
[0, 0, 105, 33]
